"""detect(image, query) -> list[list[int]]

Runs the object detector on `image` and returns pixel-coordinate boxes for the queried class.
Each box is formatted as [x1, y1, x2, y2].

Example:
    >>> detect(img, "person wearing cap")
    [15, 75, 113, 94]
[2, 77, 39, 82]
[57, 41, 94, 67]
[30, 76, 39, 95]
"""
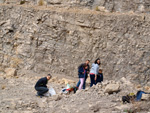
[34, 74, 52, 97]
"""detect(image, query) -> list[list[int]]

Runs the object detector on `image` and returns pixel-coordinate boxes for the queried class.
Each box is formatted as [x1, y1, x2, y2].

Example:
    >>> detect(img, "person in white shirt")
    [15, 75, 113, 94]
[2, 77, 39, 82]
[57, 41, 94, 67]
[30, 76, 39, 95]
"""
[89, 58, 101, 87]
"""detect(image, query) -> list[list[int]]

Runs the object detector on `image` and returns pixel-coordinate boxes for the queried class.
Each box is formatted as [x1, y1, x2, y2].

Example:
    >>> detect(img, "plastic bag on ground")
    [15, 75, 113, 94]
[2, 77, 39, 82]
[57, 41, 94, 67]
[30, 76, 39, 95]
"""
[61, 88, 69, 94]
[49, 87, 56, 96]
[43, 91, 50, 97]
[43, 87, 56, 97]
[66, 83, 71, 89]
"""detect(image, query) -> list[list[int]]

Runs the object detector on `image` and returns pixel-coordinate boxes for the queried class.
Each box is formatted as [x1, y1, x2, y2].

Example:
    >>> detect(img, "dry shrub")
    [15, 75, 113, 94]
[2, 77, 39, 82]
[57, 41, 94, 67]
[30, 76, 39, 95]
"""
[38, 0, 44, 6]
[20, 1, 26, 5]
[128, 101, 149, 113]
[123, 101, 141, 113]
[95, 6, 100, 11]
[1, 85, 6, 90]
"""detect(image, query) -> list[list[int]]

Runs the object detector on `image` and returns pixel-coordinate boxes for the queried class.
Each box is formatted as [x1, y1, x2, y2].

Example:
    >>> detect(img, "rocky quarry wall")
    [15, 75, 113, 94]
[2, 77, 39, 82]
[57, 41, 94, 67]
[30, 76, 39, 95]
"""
[1, 0, 150, 13]
[0, 4, 150, 84]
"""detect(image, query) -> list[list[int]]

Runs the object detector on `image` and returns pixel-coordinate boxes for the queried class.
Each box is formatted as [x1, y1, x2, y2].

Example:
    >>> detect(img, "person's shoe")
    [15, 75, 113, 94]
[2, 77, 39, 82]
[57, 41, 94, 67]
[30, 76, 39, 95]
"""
[36, 94, 43, 98]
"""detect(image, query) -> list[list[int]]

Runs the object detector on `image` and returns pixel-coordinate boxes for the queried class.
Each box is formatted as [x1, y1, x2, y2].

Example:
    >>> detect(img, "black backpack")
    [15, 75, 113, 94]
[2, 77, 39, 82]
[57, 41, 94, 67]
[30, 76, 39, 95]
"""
[122, 93, 136, 103]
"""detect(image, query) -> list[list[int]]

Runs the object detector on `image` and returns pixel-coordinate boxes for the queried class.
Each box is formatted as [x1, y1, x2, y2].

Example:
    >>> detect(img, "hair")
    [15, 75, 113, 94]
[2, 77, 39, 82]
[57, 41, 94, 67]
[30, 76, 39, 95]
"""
[99, 69, 102, 71]
[86, 59, 90, 62]
[94, 58, 100, 65]
[47, 74, 52, 78]
[83, 63, 88, 69]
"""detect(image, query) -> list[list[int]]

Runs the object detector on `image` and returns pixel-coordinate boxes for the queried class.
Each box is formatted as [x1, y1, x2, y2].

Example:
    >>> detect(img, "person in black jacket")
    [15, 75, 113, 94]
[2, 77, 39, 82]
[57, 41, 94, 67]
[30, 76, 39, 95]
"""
[78, 63, 88, 90]
[35, 74, 52, 97]
[76, 60, 90, 89]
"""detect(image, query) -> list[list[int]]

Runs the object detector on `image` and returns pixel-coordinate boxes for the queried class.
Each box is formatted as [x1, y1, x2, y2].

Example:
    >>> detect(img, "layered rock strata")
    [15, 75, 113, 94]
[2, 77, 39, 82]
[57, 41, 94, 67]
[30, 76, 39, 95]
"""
[0, 5, 150, 83]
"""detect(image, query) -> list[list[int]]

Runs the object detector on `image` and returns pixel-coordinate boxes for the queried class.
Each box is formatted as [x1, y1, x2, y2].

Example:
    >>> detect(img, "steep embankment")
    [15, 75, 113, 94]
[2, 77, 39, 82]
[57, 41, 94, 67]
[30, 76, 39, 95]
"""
[0, 4, 150, 84]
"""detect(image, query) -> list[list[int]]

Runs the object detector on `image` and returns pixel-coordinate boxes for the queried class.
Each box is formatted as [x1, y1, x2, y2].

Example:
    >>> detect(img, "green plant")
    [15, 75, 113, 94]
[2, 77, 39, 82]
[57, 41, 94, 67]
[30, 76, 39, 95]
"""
[123, 109, 134, 113]
[20, 1, 26, 5]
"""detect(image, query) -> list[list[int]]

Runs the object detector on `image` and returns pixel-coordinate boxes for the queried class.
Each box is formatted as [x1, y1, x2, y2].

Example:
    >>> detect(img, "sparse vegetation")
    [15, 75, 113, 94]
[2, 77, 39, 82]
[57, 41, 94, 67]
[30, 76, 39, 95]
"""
[38, 0, 44, 6]
[20, 1, 26, 5]
[95, 6, 99, 11]
[123, 102, 144, 113]
[1, 85, 6, 90]
[123, 109, 134, 113]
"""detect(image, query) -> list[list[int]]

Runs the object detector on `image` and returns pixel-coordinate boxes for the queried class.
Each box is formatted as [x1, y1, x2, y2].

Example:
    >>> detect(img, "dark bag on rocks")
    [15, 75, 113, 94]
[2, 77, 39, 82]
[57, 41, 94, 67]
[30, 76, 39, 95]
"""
[122, 93, 136, 104]
[122, 90, 150, 104]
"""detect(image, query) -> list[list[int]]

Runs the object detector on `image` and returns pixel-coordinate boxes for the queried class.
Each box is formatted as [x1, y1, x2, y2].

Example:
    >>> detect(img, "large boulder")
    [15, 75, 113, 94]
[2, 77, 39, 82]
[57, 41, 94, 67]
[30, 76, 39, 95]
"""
[104, 83, 120, 94]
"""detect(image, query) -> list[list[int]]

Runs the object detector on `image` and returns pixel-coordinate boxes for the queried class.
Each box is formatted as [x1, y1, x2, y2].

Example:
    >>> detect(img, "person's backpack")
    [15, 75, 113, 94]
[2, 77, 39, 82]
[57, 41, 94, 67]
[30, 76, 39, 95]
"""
[122, 91, 150, 104]
[122, 93, 136, 104]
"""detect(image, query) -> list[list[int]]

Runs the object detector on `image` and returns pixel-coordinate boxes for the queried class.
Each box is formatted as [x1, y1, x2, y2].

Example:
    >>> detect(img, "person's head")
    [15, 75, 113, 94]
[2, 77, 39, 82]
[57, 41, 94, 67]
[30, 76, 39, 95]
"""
[94, 58, 101, 65]
[99, 69, 102, 73]
[85, 60, 90, 65]
[83, 63, 88, 69]
[47, 74, 52, 80]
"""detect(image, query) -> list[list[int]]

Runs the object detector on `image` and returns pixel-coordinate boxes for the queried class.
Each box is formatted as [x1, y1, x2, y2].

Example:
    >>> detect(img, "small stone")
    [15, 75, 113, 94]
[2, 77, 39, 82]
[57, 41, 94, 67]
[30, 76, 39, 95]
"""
[53, 95, 62, 101]
[1, 85, 6, 90]
[4, 68, 17, 77]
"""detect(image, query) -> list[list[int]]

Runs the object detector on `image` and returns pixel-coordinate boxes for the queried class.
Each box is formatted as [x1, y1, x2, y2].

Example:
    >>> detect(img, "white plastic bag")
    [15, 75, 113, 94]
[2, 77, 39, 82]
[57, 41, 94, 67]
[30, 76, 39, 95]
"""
[43, 87, 56, 97]
[43, 91, 50, 97]
[49, 87, 56, 96]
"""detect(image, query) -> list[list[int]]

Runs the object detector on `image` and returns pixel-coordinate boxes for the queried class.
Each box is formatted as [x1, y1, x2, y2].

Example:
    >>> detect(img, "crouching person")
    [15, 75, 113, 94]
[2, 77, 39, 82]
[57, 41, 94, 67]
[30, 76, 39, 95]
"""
[35, 74, 52, 97]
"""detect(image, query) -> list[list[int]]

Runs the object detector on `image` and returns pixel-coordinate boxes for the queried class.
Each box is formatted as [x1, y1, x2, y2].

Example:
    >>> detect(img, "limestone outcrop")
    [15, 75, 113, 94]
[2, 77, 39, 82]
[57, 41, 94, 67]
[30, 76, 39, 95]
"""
[1, 0, 150, 13]
[0, 5, 150, 84]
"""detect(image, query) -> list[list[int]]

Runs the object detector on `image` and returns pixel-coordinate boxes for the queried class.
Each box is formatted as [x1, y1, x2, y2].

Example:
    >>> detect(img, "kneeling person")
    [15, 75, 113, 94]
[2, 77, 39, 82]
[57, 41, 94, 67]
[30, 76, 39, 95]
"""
[35, 74, 52, 97]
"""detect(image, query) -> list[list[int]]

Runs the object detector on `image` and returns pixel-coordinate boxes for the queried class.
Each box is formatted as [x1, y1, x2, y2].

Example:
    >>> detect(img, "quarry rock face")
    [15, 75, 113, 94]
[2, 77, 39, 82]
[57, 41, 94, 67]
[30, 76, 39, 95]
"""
[0, 1, 150, 113]
[1, 0, 150, 13]
[0, 4, 150, 83]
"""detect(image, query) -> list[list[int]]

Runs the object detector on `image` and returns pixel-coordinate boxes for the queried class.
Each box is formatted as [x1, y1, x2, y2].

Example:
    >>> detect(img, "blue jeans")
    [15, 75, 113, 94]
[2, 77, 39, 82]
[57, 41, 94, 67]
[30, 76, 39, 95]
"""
[35, 87, 48, 96]
[76, 75, 87, 89]
[136, 90, 150, 101]
[90, 74, 96, 87]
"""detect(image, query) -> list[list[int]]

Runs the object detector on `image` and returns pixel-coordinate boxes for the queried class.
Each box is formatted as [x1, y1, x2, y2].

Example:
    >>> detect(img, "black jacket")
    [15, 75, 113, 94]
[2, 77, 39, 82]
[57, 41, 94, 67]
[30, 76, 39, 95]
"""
[35, 77, 48, 88]
[78, 63, 90, 73]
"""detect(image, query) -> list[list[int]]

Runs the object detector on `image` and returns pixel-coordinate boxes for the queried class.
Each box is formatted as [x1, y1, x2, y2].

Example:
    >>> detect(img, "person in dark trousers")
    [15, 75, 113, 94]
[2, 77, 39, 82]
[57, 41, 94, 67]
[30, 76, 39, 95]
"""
[35, 74, 52, 97]
[76, 60, 90, 89]
[90, 58, 101, 87]
[96, 69, 103, 84]
[78, 64, 88, 90]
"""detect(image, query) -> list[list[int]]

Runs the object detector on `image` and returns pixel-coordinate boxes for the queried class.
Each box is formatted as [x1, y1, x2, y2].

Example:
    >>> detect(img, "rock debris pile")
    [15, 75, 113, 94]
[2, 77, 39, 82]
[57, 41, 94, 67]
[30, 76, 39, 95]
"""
[0, 70, 150, 113]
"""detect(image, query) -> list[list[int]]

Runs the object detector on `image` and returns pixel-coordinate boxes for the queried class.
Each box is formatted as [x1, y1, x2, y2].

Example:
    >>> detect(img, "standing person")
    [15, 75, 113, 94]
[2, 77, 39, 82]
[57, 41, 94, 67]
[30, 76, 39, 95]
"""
[96, 69, 103, 84]
[78, 64, 88, 90]
[35, 74, 52, 97]
[76, 60, 90, 89]
[90, 58, 101, 87]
